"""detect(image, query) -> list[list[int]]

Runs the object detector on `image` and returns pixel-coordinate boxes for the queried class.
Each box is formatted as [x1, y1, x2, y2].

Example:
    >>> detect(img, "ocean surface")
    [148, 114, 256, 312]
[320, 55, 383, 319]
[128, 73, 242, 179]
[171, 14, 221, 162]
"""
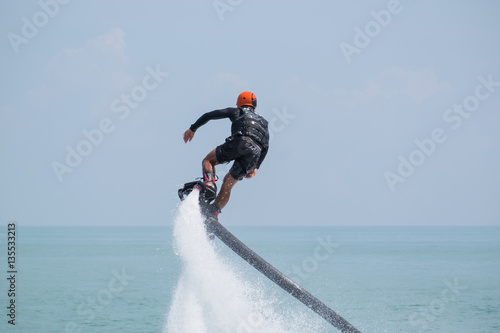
[1, 195, 499, 332]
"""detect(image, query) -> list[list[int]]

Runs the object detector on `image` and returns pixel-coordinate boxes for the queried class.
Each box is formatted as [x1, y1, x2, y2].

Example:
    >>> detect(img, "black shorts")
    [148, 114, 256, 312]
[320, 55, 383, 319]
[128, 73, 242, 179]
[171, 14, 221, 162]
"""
[216, 136, 262, 180]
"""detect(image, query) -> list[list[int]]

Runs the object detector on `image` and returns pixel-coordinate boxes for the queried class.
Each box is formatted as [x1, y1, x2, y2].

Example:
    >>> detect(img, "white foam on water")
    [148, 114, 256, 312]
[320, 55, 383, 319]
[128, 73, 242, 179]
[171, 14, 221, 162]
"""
[165, 190, 323, 333]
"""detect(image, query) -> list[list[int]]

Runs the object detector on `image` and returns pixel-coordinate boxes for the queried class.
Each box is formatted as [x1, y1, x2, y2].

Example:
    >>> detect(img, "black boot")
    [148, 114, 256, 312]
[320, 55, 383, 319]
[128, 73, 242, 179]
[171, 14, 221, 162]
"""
[208, 202, 222, 219]
[199, 171, 217, 202]
[206, 203, 221, 220]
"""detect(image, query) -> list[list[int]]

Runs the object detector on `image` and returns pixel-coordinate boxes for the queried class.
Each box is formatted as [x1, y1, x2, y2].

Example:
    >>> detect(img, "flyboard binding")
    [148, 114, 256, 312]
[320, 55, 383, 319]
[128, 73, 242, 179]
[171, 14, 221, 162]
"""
[178, 179, 218, 239]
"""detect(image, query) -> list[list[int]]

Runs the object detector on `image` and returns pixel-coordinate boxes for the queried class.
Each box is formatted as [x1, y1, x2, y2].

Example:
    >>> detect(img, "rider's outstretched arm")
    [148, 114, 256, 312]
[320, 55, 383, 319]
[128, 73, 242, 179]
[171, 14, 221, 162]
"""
[189, 108, 236, 132]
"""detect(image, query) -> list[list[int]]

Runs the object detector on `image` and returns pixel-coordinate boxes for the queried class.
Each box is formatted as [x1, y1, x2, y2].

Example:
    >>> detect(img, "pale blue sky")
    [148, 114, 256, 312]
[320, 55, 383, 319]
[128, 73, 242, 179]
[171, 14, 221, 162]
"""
[1, 0, 499, 226]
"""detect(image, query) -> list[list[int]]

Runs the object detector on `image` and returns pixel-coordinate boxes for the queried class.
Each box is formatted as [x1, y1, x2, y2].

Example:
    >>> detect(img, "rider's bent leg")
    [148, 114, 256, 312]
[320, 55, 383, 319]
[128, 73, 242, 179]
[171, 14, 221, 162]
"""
[200, 149, 218, 201]
[202, 149, 218, 175]
[214, 173, 238, 211]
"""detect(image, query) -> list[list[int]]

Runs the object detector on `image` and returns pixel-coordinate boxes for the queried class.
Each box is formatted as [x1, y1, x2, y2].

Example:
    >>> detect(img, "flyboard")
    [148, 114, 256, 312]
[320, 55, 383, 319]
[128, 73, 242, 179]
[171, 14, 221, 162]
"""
[178, 180, 362, 333]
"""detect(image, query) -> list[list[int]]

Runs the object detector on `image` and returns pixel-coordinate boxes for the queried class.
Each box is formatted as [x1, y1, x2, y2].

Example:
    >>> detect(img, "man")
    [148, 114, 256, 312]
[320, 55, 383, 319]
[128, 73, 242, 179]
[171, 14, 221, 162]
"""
[182, 91, 269, 218]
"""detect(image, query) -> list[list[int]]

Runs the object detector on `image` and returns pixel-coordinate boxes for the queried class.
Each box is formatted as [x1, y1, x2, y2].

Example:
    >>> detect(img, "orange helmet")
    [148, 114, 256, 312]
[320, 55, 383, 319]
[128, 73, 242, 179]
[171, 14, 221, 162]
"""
[236, 91, 257, 108]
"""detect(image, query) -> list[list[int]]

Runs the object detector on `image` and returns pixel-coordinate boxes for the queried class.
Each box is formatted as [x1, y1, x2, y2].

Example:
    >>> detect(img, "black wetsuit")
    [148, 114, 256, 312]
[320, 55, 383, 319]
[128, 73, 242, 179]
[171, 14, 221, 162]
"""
[190, 106, 269, 180]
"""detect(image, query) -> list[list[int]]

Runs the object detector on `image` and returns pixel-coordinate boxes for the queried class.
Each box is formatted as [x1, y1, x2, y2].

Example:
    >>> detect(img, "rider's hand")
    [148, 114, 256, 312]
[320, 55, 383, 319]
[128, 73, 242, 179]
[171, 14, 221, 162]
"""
[245, 169, 257, 179]
[183, 129, 195, 143]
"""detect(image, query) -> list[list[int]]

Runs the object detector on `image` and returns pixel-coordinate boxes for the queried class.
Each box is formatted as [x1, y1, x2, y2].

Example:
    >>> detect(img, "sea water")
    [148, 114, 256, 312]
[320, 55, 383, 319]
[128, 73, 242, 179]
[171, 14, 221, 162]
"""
[0, 196, 498, 332]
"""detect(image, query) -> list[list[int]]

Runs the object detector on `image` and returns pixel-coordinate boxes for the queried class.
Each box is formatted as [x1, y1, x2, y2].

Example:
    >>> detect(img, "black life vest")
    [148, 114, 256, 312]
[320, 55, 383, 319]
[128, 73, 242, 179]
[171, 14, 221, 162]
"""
[231, 107, 269, 149]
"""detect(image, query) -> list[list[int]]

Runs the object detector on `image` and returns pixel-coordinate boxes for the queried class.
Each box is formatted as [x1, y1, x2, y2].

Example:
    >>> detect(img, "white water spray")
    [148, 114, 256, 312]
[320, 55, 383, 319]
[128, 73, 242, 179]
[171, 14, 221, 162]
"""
[165, 190, 324, 333]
